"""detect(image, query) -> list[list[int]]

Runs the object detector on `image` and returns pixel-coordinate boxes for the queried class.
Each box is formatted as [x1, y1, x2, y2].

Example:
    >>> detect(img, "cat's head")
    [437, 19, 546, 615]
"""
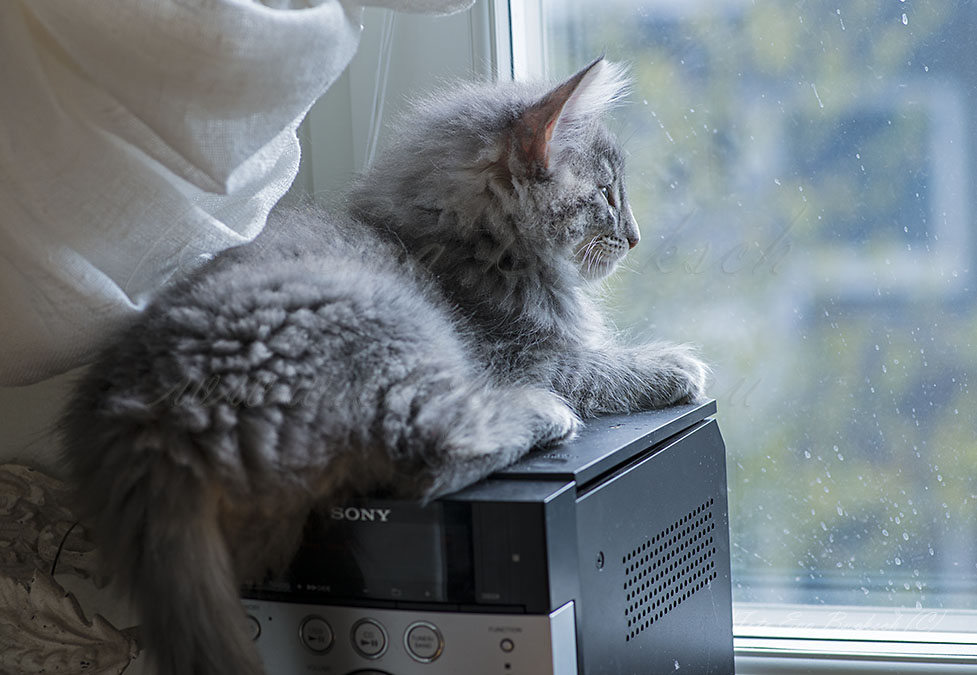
[351, 58, 638, 283]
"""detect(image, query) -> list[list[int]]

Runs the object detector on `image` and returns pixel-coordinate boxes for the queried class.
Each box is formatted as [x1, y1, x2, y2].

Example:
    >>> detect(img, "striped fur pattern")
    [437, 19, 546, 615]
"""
[62, 58, 707, 675]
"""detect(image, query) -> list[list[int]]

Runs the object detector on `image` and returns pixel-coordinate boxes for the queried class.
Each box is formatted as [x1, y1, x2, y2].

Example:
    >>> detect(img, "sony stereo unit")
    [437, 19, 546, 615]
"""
[241, 400, 733, 674]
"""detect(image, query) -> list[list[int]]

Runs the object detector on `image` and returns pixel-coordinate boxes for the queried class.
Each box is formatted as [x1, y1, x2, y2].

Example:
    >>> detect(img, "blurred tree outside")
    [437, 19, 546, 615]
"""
[545, 0, 976, 609]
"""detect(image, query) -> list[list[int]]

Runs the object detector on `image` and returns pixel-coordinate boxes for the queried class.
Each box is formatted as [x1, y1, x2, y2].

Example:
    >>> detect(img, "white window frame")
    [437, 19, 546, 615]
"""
[299, 2, 977, 671]
[294, 1, 511, 200]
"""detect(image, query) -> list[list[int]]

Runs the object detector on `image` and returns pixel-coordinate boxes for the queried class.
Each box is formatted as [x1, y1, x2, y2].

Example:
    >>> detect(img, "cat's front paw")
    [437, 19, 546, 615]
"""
[642, 343, 710, 406]
[524, 389, 582, 447]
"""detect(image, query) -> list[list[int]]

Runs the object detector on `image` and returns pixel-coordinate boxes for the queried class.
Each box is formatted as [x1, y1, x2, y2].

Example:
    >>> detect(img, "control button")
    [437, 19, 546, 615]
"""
[500, 638, 515, 653]
[351, 618, 388, 659]
[299, 616, 334, 653]
[246, 615, 261, 641]
[404, 621, 444, 663]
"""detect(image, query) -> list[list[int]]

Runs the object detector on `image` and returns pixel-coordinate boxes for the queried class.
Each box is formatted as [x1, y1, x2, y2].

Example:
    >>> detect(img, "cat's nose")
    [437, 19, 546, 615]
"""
[624, 205, 639, 249]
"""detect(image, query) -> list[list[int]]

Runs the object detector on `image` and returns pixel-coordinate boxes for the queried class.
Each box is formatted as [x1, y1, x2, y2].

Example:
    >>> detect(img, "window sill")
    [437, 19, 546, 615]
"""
[733, 603, 977, 674]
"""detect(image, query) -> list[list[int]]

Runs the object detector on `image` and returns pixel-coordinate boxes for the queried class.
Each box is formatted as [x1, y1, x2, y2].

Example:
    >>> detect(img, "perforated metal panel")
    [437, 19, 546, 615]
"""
[575, 418, 732, 674]
[622, 497, 718, 642]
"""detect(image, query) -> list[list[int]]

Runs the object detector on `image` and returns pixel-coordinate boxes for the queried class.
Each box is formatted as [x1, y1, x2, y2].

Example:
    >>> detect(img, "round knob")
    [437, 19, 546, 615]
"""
[351, 618, 388, 659]
[404, 621, 444, 663]
[299, 615, 334, 654]
[245, 615, 261, 641]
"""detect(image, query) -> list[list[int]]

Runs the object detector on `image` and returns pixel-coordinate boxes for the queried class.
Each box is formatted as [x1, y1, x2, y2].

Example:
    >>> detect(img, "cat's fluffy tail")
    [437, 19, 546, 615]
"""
[136, 466, 262, 675]
[64, 419, 265, 675]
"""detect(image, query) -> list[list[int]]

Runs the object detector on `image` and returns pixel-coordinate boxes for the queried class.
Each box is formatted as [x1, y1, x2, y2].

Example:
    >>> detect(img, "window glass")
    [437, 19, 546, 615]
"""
[542, 0, 976, 613]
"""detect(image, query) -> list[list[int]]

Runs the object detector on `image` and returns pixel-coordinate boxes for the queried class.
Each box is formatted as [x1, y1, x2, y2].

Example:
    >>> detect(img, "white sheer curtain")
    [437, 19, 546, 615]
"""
[0, 0, 471, 387]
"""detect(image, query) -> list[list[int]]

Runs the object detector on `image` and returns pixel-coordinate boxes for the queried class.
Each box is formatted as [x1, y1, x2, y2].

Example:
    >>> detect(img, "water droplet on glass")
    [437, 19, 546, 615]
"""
[811, 83, 824, 109]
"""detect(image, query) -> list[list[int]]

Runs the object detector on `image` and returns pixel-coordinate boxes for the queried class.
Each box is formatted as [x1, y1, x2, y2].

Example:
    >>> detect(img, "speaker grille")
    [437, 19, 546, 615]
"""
[623, 497, 718, 642]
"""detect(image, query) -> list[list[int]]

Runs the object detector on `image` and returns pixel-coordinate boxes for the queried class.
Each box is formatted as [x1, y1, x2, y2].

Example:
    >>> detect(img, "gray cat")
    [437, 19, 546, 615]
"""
[62, 58, 707, 675]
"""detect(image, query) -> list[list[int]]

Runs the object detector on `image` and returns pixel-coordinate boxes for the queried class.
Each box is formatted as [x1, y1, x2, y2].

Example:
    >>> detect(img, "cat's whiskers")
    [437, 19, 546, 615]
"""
[617, 255, 640, 275]
[591, 247, 605, 276]
[577, 236, 603, 278]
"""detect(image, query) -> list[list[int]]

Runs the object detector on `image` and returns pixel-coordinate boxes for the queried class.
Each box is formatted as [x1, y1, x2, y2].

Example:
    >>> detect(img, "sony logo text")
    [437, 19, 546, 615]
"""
[330, 507, 392, 522]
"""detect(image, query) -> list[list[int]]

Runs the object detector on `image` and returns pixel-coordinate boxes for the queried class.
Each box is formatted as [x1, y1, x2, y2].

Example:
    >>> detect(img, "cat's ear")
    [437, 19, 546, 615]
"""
[512, 57, 630, 173]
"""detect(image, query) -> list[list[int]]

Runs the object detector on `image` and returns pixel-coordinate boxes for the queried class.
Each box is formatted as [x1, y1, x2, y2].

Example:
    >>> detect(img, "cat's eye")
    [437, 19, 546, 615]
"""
[599, 185, 617, 209]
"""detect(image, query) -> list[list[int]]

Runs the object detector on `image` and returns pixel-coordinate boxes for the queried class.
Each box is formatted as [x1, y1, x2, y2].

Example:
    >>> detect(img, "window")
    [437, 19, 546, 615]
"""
[531, 0, 977, 665]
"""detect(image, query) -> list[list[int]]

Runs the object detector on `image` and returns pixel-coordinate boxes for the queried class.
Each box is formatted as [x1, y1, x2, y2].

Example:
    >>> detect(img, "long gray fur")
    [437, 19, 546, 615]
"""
[61, 58, 707, 675]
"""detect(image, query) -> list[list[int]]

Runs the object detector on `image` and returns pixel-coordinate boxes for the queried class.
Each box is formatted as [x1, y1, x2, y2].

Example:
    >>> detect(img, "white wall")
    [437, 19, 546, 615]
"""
[289, 1, 509, 203]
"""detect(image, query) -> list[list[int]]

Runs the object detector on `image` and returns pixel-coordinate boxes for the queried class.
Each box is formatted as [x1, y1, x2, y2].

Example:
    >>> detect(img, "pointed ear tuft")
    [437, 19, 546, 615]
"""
[560, 57, 632, 122]
[511, 57, 631, 174]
